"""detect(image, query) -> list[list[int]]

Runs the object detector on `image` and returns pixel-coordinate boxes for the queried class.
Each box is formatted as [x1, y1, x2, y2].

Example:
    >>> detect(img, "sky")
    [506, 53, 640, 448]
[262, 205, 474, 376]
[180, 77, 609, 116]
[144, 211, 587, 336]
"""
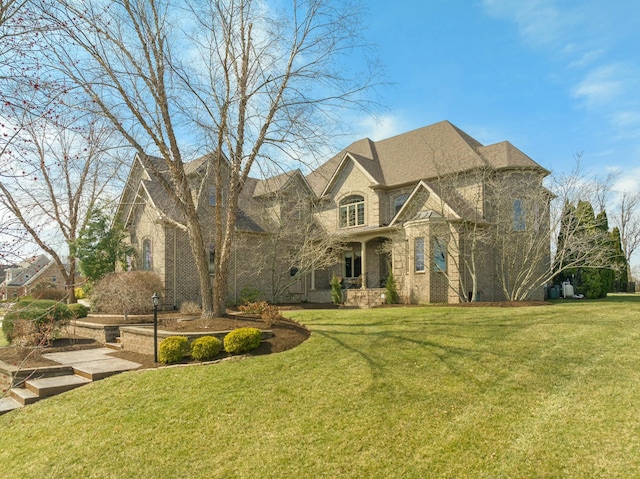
[349, 0, 640, 194]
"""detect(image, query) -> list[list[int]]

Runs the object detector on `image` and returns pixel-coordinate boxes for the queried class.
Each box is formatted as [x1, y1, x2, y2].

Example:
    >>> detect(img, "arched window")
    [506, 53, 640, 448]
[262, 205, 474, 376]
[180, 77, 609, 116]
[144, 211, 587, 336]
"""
[394, 194, 410, 216]
[339, 195, 365, 228]
[513, 199, 526, 231]
[142, 239, 152, 270]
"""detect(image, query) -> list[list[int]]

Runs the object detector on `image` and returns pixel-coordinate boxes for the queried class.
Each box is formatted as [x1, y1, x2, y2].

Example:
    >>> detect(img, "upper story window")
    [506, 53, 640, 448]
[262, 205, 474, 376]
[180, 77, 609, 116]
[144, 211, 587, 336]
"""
[513, 199, 526, 231]
[415, 237, 425, 272]
[434, 238, 447, 272]
[339, 195, 365, 228]
[142, 239, 152, 270]
[209, 186, 216, 206]
[394, 194, 409, 216]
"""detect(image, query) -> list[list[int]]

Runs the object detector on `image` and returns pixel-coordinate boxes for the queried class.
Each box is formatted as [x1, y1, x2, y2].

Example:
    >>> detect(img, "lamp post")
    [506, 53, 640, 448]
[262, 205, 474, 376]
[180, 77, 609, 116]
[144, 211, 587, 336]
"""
[152, 292, 159, 362]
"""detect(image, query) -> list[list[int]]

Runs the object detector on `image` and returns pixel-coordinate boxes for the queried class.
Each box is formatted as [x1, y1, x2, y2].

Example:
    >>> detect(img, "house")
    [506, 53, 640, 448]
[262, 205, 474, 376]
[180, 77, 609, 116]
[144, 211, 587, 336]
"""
[116, 120, 550, 308]
[0, 254, 65, 300]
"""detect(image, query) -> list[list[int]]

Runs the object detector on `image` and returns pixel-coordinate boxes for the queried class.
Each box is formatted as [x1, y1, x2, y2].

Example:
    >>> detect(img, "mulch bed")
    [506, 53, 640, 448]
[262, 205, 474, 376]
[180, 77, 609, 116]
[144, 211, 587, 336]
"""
[0, 314, 310, 373]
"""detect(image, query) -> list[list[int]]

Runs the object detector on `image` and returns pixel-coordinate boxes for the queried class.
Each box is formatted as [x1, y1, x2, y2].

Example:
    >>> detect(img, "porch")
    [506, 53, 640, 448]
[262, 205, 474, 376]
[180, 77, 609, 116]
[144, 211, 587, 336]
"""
[344, 287, 387, 308]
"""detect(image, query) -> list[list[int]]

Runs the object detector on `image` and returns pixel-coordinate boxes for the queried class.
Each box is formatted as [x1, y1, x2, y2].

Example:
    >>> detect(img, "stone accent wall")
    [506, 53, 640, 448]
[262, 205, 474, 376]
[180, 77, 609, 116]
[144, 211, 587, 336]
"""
[119, 326, 273, 355]
[69, 320, 122, 343]
[344, 288, 387, 308]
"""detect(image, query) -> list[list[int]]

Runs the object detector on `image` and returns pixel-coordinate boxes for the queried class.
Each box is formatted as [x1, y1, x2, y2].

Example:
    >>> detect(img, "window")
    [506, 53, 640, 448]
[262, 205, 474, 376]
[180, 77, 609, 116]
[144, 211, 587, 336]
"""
[434, 238, 447, 272]
[344, 251, 362, 278]
[415, 237, 425, 272]
[209, 186, 216, 206]
[339, 195, 365, 227]
[208, 244, 215, 274]
[394, 194, 409, 216]
[513, 199, 526, 231]
[142, 239, 152, 270]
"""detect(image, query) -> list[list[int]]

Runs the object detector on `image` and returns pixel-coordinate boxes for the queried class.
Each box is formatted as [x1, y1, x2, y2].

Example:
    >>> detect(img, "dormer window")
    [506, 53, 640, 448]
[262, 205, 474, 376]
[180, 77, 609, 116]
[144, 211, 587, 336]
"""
[394, 194, 409, 216]
[339, 195, 365, 228]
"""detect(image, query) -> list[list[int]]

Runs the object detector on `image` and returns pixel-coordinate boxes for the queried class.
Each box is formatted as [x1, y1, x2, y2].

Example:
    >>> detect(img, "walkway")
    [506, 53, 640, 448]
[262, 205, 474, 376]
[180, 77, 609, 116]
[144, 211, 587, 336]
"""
[0, 348, 141, 415]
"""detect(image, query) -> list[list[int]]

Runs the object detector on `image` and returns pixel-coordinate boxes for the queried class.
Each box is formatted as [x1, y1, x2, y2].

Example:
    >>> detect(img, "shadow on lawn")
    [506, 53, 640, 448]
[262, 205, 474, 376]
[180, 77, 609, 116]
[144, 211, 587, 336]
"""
[312, 326, 491, 385]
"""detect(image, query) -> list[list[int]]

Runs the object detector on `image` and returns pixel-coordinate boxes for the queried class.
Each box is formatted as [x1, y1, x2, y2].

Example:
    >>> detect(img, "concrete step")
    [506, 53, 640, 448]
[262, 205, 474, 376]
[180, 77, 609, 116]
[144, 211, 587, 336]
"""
[10, 387, 39, 405]
[72, 358, 141, 381]
[25, 375, 91, 399]
[105, 342, 123, 351]
[0, 396, 22, 415]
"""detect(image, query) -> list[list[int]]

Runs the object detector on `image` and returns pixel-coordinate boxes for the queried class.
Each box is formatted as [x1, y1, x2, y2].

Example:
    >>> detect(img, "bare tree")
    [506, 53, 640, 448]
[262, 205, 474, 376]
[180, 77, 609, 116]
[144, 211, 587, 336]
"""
[244, 182, 344, 302]
[0, 110, 126, 302]
[39, 0, 379, 316]
[611, 190, 640, 276]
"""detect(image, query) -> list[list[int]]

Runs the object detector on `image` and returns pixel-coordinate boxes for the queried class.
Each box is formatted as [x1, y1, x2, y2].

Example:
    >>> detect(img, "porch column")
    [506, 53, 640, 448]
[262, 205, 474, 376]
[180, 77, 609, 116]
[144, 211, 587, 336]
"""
[310, 266, 316, 291]
[360, 240, 367, 289]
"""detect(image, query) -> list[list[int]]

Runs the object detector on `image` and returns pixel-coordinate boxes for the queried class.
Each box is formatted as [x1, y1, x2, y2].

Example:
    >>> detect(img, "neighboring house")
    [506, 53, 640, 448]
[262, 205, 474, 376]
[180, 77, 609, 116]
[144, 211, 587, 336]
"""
[0, 255, 65, 300]
[116, 120, 551, 308]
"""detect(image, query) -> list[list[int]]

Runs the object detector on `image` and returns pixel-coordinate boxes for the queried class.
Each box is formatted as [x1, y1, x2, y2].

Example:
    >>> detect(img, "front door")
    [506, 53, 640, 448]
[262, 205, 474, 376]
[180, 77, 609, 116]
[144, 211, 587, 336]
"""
[344, 250, 362, 285]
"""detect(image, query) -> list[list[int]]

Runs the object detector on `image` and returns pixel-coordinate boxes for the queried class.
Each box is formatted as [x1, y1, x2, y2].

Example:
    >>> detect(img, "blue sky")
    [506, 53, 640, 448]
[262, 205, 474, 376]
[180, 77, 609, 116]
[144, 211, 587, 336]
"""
[349, 0, 640, 193]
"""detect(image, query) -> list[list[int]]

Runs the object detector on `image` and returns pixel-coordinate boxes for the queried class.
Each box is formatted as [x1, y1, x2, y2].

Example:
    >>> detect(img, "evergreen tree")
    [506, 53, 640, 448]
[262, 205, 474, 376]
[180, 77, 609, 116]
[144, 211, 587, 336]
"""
[610, 227, 629, 291]
[595, 210, 614, 297]
[74, 208, 135, 282]
[385, 272, 399, 304]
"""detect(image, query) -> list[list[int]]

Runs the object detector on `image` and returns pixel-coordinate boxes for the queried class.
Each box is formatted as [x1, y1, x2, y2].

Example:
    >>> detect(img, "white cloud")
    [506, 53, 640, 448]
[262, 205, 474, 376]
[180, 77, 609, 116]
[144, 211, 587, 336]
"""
[482, 0, 565, 48]
[356, 114, 407, 141]
[567, 48, 604, 69]
[613, 172, 640, 194]
[572, 64, 627, 108]
[609, 111, 640, 129]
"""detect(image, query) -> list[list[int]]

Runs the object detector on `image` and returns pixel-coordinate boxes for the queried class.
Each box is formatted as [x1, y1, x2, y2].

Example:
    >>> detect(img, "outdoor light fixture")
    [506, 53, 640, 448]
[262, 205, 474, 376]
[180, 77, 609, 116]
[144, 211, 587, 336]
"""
[152, 292, 159, 362]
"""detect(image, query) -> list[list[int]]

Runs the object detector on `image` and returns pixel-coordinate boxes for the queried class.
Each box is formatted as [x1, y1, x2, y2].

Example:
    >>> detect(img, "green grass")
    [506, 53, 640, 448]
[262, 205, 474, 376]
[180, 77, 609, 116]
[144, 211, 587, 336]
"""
[1, 295, 640, 478]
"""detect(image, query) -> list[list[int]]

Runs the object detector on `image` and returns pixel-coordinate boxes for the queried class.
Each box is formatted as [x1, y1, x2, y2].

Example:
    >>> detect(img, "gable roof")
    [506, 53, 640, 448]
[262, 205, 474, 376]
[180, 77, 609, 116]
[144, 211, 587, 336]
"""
[2, 254, 54, 287]
[307, 120, 548, 195]
[251, 169, 313, 198]
[119, 153, 268, 233]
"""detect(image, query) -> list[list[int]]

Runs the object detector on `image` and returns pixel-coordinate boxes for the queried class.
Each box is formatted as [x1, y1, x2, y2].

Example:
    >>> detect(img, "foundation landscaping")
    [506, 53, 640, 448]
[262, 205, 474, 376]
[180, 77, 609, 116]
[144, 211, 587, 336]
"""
[0, 295, 639, 477]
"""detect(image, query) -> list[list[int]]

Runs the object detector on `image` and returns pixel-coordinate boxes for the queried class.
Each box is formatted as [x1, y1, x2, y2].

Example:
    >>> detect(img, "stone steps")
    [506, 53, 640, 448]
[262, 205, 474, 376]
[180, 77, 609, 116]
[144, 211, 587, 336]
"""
[72, 357, 140, 381]
[25, 374, 91, 399]
[0, 396, 21, 415]
[10, 386, 39, 405]
[0, 348, 142, 416]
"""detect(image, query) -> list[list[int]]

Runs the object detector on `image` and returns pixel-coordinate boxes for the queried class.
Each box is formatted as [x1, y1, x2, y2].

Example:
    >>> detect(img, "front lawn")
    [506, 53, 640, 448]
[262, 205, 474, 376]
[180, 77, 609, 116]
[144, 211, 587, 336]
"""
[1, 296, 639, 477]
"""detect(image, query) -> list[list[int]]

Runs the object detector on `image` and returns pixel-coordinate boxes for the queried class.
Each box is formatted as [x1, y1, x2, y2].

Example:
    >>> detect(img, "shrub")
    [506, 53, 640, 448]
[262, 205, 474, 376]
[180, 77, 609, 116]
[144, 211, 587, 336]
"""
[238, 286, 263, 304]
[158, 336, 190, 364]
[224, 327, 262, 355]
[385, 272, 399, 304]
[179, 301, 202, 316]
[330, 274, 343, 304]
[238, 300, 269, 315]
[2, 300, 71, 345]
[92, 271, 164, 315]
[68, 303, 89, 319]
[33, 288, 68, 301]
[261, 304, 280, 327]
[190, 336, 222, 361]
[74, 287, 86, 300]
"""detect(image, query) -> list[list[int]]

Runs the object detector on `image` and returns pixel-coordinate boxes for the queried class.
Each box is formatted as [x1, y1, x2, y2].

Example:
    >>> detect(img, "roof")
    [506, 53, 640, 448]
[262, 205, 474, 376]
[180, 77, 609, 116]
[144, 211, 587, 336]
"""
[2, 255, 53, 287]
[126, 153, 269, 233]
[307, 120, 548, 195]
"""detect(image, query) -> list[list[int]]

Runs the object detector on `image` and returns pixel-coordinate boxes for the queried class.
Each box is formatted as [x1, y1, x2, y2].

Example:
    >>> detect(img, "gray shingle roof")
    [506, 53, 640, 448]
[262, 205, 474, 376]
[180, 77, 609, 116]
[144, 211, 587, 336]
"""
[307, 120, 547, 195]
